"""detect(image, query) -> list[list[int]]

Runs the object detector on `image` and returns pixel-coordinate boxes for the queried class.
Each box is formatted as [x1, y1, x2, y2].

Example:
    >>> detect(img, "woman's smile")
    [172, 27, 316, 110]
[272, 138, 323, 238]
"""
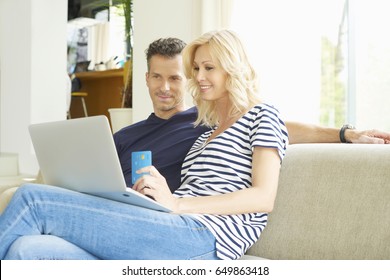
[200, 85, 212, 93]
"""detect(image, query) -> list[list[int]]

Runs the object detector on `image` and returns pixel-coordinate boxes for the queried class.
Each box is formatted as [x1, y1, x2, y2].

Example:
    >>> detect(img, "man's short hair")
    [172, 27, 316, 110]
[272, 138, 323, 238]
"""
[145, 38, 186, 71]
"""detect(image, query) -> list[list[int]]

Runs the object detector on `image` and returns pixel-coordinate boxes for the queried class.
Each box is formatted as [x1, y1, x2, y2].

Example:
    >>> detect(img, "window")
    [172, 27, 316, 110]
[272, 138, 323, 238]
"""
[230, 0, 390, 130]
[351, 0, 390, 130]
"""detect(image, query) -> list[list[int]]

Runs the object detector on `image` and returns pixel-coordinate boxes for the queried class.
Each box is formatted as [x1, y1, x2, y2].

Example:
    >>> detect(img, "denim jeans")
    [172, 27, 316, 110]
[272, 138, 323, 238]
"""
[0, 184, 219, 260]
[4, 235, 100, 260]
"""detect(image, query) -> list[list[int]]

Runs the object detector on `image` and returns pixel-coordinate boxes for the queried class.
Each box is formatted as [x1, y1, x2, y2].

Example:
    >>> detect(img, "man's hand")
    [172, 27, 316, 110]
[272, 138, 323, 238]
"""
[346, 129, 390, 144]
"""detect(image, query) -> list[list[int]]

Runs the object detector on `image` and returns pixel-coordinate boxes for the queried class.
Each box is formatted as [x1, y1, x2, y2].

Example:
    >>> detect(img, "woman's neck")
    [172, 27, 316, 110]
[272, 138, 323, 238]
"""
[215, 100, 233, 124]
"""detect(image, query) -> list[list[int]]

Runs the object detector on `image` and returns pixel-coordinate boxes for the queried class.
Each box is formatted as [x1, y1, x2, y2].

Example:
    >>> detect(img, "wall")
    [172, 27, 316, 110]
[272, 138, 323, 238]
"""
[0, 0, 68, 175]
[131, 0, 198, 122]
[132, 0, 231, 122]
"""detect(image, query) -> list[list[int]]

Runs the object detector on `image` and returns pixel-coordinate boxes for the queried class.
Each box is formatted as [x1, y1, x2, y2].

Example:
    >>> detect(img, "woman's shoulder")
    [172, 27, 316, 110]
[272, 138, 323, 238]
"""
[246, 103, 283, 120]
[251, 103, 280, 112]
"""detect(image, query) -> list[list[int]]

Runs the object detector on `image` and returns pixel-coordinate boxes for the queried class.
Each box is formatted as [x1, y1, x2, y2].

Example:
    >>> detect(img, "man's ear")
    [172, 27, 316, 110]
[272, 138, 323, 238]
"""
[145, 72, 149, 85]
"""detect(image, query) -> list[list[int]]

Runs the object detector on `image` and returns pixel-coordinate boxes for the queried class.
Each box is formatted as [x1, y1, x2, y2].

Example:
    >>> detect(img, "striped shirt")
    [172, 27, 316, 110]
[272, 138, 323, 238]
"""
[173, 104, 289, 260]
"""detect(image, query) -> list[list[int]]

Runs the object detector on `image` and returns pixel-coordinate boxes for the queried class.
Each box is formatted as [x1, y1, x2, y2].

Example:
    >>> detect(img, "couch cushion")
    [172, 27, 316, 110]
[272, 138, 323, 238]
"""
[247, 144, 390, 259]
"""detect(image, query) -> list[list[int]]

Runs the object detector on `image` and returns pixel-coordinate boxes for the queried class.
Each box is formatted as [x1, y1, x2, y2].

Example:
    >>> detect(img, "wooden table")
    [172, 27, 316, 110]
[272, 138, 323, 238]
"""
[70, 69, 124, 120]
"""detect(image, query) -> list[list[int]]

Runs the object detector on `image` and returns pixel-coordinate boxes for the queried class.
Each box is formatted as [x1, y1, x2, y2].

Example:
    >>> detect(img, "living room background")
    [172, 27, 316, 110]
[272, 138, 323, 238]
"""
[1, 0, 389, 176]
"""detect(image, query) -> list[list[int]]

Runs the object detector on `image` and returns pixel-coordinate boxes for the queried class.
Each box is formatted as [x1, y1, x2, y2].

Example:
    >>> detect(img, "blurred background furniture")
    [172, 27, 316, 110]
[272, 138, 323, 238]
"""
[69, 91, 88, 118]
[67, 74, 89, 119]
[70, 69, 123, 120]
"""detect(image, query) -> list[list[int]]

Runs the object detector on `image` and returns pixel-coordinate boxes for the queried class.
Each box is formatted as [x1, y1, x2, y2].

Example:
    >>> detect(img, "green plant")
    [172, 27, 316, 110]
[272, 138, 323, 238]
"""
[121, 0, 133, 59]
[115, 0, 133, 107]
[114, 0, 133, 59]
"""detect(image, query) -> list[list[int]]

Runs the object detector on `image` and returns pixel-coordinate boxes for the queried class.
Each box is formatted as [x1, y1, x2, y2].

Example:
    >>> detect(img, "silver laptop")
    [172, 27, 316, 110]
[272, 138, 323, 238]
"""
[28, 115, 171, 212]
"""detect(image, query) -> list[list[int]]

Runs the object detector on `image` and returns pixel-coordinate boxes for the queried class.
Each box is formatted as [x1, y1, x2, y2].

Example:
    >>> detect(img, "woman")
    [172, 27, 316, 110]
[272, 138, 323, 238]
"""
[0, 30, 288, 260]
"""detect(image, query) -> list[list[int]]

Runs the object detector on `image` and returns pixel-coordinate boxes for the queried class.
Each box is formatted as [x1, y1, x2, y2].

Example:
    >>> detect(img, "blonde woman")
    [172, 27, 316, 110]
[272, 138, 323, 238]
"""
[0, 30, 288, 260]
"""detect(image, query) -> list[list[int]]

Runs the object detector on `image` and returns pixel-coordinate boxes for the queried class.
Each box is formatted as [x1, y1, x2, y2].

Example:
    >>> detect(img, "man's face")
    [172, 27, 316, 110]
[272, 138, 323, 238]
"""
[146, 54, 187, 119]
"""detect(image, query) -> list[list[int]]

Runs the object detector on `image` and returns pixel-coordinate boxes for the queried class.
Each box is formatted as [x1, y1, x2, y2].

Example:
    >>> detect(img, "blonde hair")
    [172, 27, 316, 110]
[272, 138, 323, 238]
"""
[182, 29, 261, 127]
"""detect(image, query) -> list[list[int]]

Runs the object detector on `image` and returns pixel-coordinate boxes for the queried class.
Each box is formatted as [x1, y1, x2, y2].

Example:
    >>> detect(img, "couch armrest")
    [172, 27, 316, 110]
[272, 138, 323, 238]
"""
[0, 186, 19, 214]
[0, 172, 41, 214]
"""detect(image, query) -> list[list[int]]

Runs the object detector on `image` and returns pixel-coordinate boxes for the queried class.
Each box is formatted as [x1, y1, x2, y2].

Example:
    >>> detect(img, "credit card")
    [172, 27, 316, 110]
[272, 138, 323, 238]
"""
[131, 151, 152, 184]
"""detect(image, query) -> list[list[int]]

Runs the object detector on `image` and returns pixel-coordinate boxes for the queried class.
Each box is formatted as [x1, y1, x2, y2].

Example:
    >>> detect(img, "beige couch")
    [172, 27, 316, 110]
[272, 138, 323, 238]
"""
[0, 172, 43, 214]
[1, 144, 389, 259]
[245, 144, 390, 259]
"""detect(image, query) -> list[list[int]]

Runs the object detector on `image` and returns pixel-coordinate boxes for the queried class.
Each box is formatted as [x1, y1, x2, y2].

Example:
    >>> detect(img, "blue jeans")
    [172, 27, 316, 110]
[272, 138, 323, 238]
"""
[4, 235, 100, 260]
[0, 184, 219, 260]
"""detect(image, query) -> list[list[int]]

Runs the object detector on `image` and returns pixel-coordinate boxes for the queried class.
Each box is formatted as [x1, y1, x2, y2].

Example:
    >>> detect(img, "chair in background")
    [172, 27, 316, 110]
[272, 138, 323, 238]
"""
[69, 92, 88, 118]
[67, 74, 88, 119]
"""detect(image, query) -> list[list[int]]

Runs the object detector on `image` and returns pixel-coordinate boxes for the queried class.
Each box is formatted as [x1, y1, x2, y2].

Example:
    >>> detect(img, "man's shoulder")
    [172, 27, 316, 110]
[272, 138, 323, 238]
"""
[113, 118, 148, 139]
[114, 107, 202, 138]
[184, 106, 198, 114]
[171, 106, 198, 119]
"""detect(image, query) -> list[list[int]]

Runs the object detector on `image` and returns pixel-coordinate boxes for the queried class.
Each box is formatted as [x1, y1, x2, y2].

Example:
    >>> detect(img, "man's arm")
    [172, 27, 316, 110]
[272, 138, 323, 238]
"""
[285, 121, 390, 144]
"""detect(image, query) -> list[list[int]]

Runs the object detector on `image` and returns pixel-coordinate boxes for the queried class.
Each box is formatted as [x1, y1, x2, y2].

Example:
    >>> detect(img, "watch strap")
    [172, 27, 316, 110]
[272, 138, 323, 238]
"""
[340, 124, 355, 143]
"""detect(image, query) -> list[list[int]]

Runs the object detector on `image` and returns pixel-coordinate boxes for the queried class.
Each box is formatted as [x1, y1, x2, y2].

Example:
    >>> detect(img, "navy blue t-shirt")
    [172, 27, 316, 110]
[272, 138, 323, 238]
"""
[113, 107, 210, 192]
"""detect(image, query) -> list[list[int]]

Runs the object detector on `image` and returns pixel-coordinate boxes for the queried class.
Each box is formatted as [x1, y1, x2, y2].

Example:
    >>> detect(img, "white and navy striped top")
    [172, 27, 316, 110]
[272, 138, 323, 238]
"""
[173, 104, 289, 260]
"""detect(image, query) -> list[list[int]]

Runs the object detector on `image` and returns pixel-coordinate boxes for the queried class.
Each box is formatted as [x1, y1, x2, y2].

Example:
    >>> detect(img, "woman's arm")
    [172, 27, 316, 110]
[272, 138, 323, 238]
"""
[133, 146, 281, 215]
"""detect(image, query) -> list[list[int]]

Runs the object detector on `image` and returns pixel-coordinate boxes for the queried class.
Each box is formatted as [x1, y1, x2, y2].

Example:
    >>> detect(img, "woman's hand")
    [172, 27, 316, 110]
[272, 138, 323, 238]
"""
[132, 166, 180, 212]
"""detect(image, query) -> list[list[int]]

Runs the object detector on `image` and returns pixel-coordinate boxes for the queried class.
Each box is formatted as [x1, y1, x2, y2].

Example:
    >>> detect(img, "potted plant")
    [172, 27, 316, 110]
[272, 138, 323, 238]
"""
[120, 0, 133, 108]
[109, 0, 133, 132]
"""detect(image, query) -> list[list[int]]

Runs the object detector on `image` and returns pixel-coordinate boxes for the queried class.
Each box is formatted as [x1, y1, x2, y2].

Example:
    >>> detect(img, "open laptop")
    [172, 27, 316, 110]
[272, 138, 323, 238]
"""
[28, 115, 171, 212]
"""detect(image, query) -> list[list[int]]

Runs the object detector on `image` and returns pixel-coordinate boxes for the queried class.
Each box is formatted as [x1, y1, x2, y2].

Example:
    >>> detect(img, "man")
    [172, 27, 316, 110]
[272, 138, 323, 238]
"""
[114, 37, 390, 192]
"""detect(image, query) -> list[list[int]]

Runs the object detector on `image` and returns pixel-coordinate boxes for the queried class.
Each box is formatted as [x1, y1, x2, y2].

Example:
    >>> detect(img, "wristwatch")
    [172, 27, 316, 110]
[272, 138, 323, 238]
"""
[339, 124, 355, 143]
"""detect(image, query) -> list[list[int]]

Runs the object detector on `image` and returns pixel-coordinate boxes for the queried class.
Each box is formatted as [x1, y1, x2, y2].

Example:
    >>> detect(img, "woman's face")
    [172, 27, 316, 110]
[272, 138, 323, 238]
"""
[193, 44, 229, 103]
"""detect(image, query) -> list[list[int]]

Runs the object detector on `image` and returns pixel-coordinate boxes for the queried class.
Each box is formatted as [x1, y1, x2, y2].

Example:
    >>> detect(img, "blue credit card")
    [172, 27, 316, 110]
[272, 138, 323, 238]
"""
[131, 151, 152, 184]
